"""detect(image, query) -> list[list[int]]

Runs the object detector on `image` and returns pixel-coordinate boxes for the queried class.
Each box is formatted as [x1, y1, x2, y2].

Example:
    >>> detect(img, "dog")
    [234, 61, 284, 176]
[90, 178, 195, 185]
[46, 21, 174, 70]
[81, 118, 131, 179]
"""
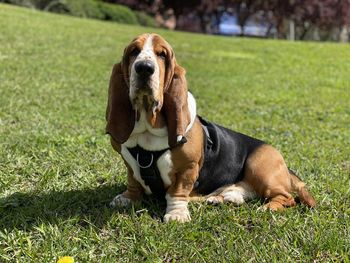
[106, 33, 316, 222]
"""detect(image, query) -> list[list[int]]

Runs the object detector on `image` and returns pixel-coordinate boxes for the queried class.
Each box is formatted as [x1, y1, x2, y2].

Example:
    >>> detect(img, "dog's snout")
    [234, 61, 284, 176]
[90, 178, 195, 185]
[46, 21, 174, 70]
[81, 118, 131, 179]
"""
[135, 61, 155, 77]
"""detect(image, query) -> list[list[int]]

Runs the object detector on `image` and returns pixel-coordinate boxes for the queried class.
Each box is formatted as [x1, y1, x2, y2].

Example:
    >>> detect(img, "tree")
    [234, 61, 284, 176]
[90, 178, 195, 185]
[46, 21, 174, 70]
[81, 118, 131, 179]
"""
[103, 0, 350, 41]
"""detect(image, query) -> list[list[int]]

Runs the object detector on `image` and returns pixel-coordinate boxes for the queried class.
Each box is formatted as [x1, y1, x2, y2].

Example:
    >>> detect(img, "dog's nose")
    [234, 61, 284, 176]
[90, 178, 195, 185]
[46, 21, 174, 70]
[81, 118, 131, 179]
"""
[135, 61, 155, 77]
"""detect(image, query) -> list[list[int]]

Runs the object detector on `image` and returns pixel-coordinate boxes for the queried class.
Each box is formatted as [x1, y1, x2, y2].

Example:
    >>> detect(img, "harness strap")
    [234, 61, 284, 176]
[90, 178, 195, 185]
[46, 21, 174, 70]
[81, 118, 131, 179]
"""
[202, 123, 213, 148]
[193, 117, 213, 190]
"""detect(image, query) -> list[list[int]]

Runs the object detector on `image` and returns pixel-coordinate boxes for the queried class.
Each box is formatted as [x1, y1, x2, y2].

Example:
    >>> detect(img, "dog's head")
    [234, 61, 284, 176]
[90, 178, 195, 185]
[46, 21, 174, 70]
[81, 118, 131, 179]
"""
[106, 33, 190, 148]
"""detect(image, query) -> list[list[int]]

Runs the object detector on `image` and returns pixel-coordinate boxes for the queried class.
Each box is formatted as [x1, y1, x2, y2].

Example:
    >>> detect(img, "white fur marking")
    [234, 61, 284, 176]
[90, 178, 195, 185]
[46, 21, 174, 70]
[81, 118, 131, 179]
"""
[157, 150, 172, 187]
[223, 191, 245, 204]
[164, 194, 191, 223]
[185, 92, 197, 133]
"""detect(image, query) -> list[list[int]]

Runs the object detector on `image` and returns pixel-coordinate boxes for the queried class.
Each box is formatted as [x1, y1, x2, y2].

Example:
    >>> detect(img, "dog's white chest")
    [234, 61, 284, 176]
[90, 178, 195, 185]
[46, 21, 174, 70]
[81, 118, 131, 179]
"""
[123, 110, 169, 151]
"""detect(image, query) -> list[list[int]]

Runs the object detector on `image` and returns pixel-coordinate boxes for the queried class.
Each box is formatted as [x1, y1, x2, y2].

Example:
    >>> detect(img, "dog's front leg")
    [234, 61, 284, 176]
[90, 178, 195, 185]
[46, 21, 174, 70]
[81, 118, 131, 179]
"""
[110, 165, 144, 207]
[164, 163, 198, 223]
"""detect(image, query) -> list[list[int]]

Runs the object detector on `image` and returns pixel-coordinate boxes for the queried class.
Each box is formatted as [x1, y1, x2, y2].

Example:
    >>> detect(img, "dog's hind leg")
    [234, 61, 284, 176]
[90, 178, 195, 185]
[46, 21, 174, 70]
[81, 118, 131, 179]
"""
[243, 144, 315, 211]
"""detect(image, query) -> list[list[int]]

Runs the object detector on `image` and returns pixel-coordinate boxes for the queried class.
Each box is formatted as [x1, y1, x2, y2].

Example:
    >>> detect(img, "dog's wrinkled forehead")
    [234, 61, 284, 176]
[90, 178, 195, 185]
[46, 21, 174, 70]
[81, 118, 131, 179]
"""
[123, 33, 173, 67]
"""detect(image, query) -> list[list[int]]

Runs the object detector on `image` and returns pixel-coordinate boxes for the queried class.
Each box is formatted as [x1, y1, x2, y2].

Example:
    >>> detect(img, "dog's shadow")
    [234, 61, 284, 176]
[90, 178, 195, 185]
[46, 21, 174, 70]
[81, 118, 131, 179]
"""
[0, 184, 166, 230]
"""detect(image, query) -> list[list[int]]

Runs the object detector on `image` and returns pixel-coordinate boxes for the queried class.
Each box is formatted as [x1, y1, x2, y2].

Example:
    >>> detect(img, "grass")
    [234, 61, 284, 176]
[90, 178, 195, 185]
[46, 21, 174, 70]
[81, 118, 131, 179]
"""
[0, 3, 349, 262]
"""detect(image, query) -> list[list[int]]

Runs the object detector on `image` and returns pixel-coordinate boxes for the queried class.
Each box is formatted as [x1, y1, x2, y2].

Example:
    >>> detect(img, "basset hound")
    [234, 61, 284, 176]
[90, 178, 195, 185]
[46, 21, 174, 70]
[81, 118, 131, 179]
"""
[106, 33, 316, 222]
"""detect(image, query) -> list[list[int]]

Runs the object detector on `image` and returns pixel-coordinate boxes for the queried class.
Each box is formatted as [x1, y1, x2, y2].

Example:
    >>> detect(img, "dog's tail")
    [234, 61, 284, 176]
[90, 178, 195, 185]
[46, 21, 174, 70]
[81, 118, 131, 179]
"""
[289, 169, 316, 208]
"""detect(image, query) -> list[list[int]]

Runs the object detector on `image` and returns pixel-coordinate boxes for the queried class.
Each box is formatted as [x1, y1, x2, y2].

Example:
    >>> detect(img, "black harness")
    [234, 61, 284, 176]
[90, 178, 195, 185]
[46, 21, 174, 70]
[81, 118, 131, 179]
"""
[127, 145, 169, 198]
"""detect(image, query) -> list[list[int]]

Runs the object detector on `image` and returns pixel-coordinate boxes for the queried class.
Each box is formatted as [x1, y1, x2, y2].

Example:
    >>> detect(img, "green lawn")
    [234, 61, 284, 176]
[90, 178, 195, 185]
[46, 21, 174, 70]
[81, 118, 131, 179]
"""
[1, 3, 349, 262]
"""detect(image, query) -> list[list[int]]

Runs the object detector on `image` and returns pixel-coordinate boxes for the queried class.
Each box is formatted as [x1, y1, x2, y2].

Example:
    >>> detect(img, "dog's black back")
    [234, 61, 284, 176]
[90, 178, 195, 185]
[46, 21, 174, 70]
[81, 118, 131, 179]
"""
[194, 117, 265, 195]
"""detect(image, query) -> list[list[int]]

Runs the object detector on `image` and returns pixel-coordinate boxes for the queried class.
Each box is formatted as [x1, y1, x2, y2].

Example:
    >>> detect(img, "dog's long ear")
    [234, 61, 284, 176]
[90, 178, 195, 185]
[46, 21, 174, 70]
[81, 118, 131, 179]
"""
[106, 63, 135, 144]
[163, 64, 191, 148]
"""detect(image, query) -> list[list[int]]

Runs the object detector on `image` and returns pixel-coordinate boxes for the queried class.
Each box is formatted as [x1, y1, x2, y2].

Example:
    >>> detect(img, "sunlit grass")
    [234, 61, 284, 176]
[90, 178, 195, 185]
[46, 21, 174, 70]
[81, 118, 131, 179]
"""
[0, 3, 349, 262]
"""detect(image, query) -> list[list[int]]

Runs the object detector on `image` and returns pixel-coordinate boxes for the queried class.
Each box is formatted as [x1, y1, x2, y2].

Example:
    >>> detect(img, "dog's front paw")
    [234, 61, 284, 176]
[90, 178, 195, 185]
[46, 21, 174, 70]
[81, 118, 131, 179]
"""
[164, 194, 191, 223]
[110, 194, 132, 208]
[164, 209, 191, 223]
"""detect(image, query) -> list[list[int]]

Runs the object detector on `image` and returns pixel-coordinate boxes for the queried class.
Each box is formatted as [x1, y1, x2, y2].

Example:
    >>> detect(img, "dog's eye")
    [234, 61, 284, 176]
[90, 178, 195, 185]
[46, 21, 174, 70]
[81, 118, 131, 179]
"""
[157, 51, 166, 59]
[130, 48, 140, 57]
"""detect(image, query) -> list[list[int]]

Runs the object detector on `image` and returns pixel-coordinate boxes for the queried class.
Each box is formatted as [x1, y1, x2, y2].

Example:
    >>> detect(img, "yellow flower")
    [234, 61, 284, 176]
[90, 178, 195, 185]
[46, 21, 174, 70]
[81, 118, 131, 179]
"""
[57, 256, 74, 263]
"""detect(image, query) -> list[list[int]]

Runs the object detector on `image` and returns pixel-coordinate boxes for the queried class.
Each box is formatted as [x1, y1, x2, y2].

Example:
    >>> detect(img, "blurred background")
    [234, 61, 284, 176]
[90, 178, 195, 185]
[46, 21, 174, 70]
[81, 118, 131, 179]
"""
[2, 0, 350, 42]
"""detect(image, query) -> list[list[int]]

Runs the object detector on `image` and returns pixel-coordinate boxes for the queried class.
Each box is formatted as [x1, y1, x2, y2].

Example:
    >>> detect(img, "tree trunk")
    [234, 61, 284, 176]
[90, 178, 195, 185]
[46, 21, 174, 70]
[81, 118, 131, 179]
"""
[339, 25, 349, 43]
[289, 19, 295, 41]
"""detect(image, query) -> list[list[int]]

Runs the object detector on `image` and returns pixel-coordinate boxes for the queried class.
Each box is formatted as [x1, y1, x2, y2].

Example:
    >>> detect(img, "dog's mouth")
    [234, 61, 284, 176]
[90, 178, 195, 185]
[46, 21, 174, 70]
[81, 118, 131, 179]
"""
[132, 91, 160, 113]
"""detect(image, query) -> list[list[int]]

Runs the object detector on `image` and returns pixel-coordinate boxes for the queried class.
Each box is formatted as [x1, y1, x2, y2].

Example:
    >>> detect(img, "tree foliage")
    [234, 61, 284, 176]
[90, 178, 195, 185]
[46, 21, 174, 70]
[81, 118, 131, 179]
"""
[106, 0, 350, 41]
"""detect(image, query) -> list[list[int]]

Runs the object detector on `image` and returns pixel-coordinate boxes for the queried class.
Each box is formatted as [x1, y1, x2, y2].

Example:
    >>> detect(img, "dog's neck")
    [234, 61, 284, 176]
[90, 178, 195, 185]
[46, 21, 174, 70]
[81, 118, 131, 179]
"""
[124, 92, 197, 151]
[131, 109, 168, 137]
[133, 106, 166, 130]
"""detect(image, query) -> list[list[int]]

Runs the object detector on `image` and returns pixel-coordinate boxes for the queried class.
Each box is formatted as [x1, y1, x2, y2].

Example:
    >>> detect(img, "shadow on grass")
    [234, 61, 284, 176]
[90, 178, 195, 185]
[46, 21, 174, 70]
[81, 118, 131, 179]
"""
[0, 184, 166, 231]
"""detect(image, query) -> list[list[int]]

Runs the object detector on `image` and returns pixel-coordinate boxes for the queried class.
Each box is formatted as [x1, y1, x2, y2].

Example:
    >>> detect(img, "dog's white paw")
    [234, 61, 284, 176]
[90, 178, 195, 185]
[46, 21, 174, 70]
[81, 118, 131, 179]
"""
[164, 209, 191, 223]
[110, 194, 132, 208]
[257, 205, 268, 212]
[206, 196, 223, 204]
[223, 191, 245, 205]
[164, 194, 191, 223]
